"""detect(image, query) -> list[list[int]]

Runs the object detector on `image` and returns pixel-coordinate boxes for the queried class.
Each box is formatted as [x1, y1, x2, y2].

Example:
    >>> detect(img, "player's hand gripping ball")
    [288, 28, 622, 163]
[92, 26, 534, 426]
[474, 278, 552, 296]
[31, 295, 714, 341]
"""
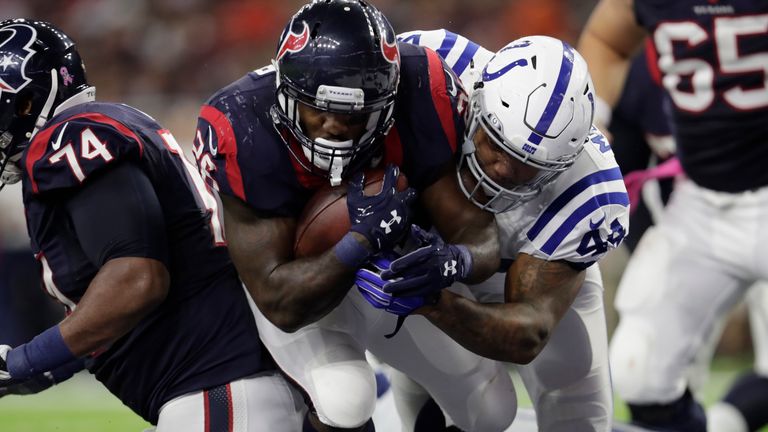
[294, 165, 410, 258]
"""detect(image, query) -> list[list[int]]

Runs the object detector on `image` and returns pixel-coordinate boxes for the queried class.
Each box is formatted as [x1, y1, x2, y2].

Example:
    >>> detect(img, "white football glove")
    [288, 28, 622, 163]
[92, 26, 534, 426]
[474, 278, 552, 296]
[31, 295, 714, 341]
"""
[0, 344, 12, 380]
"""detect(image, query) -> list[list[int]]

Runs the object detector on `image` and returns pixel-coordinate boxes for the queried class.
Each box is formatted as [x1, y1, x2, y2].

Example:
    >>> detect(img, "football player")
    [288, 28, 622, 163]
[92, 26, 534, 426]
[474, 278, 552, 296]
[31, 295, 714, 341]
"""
[0, 19, 305, 431]
[578, 1, 768, 431]
[362, 30, 628, 431]
[193, 1, 516, 431]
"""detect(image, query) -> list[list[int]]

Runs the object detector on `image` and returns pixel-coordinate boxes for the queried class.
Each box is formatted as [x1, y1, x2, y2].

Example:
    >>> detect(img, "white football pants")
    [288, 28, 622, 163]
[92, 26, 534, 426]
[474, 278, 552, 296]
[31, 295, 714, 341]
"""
[611, 178, 768, 404]
[253, 284, 517, 431]
[390, 265, 613, 432]
[154, 371, 306, 432]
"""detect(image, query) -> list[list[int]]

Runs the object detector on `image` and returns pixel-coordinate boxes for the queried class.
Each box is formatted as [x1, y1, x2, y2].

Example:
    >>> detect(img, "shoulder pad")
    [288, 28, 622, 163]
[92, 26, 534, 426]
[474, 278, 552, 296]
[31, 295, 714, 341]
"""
[25, 112, 144, 194]
[194, 100, 310, 216]
[398, 29, 493, 91]
[394, 45, 468, 189]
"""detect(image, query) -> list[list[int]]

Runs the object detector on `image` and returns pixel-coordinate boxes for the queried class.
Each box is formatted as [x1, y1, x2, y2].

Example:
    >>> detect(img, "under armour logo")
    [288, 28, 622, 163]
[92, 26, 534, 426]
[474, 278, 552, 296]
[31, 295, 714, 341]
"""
[443, 260, 458, 277]
[379, 210, 401, 234]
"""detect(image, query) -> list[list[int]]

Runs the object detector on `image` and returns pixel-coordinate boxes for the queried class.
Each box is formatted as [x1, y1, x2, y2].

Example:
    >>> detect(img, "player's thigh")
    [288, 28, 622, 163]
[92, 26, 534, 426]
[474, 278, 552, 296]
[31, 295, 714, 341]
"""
[155, 372, 306, 432]
[518, 267, 612, 432]
[252, 291, 379, 428]
[367, 292, 516, 432]
[611, 223, 746, 402]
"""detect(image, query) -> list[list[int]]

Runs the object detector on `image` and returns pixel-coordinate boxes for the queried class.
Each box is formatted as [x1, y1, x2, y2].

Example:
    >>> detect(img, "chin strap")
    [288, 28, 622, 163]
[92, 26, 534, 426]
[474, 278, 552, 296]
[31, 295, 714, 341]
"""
[30, 69, 60, 141]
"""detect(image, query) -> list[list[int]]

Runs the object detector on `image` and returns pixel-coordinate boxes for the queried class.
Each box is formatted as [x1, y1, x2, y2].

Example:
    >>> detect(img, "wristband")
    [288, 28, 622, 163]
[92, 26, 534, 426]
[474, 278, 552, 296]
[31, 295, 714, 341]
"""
[334, 232, 371, 268]
[6, 325, 77, 380]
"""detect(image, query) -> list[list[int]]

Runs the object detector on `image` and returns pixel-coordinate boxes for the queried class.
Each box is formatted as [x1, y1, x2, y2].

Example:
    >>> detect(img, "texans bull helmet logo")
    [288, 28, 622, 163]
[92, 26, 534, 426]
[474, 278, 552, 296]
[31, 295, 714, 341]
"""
[0, 24, 36, 96]
[380, 26, 399, 65]
[276, 20, 310, 61]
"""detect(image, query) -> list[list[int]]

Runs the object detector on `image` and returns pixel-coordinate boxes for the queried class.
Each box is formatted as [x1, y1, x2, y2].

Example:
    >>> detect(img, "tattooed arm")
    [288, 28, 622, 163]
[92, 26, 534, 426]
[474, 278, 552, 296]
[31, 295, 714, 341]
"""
[418, 253, 585, 364]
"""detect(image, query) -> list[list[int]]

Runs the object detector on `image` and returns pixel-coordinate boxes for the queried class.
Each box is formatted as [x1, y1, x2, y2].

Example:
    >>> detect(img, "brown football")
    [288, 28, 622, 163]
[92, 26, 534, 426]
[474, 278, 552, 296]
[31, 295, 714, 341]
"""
[294, 168, 409, 258]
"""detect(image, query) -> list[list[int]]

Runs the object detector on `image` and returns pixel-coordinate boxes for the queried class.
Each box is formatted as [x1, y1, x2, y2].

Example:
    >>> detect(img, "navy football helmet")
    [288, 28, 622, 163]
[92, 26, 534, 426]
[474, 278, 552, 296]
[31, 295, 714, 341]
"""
[271, 0, 400, 185]
[0, 19, 93, 188]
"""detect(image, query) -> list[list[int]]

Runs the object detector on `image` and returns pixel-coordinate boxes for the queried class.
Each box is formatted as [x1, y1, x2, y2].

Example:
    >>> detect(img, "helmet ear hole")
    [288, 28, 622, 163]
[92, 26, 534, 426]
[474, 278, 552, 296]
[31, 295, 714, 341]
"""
[15, 91, 33, 116]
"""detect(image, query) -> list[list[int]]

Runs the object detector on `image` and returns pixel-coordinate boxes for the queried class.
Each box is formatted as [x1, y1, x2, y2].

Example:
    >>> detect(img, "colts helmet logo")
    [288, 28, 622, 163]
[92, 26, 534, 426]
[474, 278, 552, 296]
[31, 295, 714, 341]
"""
[380, 28, 399, 65]
[0, 24, 36, 95]
[276, 20, 310, 61]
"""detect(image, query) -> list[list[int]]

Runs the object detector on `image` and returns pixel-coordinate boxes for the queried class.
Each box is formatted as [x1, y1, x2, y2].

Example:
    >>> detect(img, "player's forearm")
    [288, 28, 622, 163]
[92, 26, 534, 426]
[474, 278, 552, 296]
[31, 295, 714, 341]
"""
[60, 257, 169, 356]
[578, 33, 632, 108]
[577, 0, 645, 108]
[245, 251, 357, 332]
[459, 222, 501, 284]
[420, 290, 550, 364]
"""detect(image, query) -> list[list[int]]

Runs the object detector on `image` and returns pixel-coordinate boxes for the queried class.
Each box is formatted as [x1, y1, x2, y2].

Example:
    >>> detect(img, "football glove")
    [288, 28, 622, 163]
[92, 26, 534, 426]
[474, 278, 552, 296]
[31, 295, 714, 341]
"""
[0, 356, 86, 398]
[356, 253, 438, 317]
[381, 225, 473, 297]
[347, 164, 417, 252]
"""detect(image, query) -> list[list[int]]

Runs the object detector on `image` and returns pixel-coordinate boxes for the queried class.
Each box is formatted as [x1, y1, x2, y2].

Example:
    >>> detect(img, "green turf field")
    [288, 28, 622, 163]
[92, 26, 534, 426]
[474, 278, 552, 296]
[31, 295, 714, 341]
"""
[0, 356, 760, 431]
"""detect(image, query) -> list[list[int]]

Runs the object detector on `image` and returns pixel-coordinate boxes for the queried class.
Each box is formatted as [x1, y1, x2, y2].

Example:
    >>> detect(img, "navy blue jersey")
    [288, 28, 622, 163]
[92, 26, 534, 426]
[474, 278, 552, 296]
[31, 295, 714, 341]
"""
[634, 0, 768, 192]
[194, 42, 467, 216]
[20, 102, 269, 424]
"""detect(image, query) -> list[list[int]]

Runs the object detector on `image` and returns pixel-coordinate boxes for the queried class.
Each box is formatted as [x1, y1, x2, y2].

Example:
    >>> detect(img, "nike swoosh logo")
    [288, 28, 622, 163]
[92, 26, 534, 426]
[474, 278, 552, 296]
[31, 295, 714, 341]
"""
[51, 122, 68, 151]
[589, 214, 606, 230]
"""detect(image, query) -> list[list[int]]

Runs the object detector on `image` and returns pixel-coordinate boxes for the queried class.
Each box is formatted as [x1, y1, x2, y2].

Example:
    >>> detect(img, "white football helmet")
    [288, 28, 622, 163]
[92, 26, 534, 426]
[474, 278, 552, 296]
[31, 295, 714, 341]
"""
[458, 35, 595, 213]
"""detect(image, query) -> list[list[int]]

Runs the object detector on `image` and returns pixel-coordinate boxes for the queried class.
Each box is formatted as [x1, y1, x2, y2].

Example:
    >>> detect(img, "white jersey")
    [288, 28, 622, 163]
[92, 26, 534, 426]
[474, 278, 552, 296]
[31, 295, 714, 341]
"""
[496, 126, 630, 265]
[397, 29, 494, 97]
[403, 32, 623, 431]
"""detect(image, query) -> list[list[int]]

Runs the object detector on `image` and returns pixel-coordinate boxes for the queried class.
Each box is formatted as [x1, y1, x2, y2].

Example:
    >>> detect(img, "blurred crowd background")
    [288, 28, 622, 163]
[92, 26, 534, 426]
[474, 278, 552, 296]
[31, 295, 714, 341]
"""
[0, 0, 751, 355]
[1, 0, 596, 145]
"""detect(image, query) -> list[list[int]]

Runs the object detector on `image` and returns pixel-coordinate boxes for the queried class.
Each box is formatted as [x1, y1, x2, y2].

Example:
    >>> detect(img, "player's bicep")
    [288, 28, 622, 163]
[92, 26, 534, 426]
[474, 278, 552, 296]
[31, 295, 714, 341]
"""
[220, 194, 295, 287]
[65, 162, 168, 267]
[505, 253, 585, 328]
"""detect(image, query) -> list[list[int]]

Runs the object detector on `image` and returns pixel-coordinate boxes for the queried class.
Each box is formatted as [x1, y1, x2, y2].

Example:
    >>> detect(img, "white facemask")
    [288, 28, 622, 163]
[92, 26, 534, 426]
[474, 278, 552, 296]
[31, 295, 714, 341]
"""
[303, 137, 354, 186]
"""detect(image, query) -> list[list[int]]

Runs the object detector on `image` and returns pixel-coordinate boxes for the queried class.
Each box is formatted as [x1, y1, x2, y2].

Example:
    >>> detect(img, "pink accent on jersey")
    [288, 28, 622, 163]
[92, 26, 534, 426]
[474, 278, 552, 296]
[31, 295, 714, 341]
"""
[623, 157, 683, 214]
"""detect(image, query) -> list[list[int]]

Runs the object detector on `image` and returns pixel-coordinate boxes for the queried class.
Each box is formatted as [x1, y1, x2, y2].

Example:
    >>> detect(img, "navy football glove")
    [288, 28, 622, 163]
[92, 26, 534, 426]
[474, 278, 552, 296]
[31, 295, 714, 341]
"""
[356, 253, 438, 316]
[381, 225, 473, 297]
[0, 354, 85, 398]
[347, 165, 417, 252]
